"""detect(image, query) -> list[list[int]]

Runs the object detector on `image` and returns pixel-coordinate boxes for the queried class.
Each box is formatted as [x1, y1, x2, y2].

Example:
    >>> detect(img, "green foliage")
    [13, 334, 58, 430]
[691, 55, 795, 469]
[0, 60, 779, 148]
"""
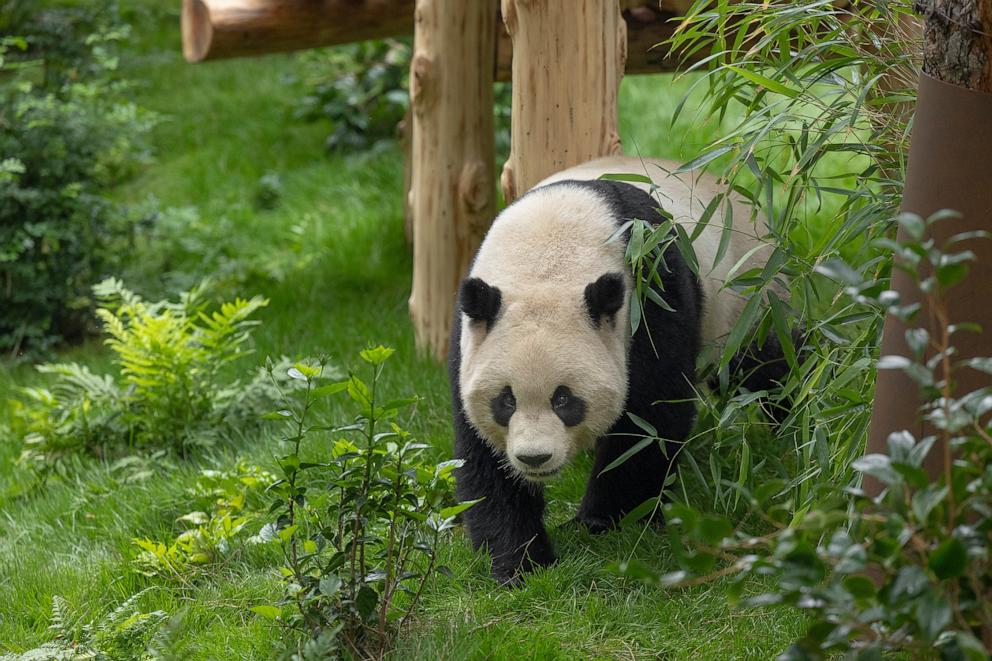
[9, 280, 271, 475]
[253, 347, 476, 658]
[618, 213, 992, 659]
[133, 462, 275, 579]
[0, 590, 168, 661]
[0, 5, 155, 354]
[635, 0, 920, 510]
[294, 39, 513, 161]
[294, 40, 412, 152]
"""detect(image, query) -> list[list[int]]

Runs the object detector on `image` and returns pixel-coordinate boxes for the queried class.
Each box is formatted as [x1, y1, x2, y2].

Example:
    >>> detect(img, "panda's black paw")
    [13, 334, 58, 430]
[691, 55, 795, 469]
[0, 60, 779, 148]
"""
[574, 512, 615, 535]
[490, 547, 556, 587]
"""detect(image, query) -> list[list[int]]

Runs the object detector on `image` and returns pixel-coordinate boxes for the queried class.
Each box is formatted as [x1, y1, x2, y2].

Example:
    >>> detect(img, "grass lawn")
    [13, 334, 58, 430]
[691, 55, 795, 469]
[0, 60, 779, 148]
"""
[0, 5, 807, 659]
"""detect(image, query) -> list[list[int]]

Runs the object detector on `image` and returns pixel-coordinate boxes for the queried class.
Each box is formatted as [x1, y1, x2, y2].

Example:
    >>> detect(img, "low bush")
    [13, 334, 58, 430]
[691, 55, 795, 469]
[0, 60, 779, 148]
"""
[10, 279, 272, 477]
[0, 4, 155, 355]
[252, 347, 477, 659]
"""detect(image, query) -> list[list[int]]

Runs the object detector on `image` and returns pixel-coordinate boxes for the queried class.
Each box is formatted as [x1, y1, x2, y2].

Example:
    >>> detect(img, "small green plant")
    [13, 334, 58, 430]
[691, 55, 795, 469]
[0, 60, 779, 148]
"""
[10, 279, 271, 476]
[252, 347, 477, 658]
[133, 462, 275, 579]
[0, 590, 168, 661]
[616, 212, 992, 659]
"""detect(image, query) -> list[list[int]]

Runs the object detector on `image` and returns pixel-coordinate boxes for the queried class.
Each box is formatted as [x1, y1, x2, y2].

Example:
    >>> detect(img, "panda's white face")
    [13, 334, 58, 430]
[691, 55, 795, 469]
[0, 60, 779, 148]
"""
[457, 184, 634, 482]
[459, 286, 629, 481]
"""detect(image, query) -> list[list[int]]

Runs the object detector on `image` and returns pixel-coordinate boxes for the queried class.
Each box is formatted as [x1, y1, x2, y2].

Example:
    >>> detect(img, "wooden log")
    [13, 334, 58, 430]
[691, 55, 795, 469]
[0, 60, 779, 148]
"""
[181, 0, 416, 63]
[499, 0, 625, 203]
[408, 0, 496, 360]
[495, 4, 695, 80]
[182, 0, 688, 73]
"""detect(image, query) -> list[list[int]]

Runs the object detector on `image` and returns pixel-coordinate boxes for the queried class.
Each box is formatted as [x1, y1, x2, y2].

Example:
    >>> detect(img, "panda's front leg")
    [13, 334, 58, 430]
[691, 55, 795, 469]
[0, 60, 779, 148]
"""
[577, 401, 692, 533]
[454, 413, 555, 584]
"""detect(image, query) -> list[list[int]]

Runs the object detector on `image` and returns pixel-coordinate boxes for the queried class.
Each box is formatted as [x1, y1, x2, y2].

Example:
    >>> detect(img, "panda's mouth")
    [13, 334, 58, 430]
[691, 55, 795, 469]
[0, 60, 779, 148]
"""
[523, 466, 563, 481]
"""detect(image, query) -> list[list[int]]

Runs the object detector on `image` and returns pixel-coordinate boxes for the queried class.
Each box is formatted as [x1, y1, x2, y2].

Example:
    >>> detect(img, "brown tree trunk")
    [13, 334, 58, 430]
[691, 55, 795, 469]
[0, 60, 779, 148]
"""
[499, 0, 625, 203]
[867, 0, 992, 481]
[408, 0, 496, 360]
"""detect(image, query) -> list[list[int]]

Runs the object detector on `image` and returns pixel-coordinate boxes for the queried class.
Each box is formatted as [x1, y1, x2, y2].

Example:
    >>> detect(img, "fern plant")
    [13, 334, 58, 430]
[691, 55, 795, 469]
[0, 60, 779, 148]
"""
[0, 590, 167, 661]
[10, 279, 271, 477]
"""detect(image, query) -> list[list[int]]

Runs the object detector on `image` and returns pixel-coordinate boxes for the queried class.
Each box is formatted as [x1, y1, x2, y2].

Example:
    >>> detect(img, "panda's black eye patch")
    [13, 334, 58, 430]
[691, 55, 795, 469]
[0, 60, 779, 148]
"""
[490, 386, 516, 427]
[551, 385, 586, 427]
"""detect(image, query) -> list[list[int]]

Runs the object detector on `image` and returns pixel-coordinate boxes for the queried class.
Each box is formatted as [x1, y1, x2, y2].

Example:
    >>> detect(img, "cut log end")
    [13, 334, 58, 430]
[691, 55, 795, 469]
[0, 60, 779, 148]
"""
[181, 0, 212, 64]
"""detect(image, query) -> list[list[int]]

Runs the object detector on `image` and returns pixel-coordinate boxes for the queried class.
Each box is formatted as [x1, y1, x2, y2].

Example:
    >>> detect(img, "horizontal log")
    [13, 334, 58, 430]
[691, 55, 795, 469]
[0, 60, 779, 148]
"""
[183, 0, 691, 73]
[496, 4, 694, 81]
[182, 0, 416, 63]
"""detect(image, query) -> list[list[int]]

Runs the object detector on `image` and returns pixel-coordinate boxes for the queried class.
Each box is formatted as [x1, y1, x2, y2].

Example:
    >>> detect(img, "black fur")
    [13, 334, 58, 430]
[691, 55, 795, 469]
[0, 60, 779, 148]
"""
[551, 385, 586, 427]
[584, 272, 625, 326]
[489, 386, 516, 427]
[459, 277, 502, 329]
[450, 179, 702, 583]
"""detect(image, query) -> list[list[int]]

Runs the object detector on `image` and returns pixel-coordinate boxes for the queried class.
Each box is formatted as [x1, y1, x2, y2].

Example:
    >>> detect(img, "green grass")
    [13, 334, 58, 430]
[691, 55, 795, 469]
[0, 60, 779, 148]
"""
[0, 5, 807, 658]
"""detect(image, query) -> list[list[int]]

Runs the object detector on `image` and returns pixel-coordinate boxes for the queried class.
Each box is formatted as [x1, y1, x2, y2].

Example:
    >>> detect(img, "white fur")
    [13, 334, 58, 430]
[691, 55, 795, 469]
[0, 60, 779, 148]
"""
[459, 156, 771, 481]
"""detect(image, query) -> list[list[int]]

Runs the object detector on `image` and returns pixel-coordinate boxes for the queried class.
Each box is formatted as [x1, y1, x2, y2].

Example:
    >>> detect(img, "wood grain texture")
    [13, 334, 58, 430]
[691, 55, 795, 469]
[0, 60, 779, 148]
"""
[499, 0, 625, 203]
[408, 0, 497, 359]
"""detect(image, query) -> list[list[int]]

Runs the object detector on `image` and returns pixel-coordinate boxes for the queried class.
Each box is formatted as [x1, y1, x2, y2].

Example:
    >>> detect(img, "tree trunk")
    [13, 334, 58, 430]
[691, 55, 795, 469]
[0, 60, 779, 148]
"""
[408, 0, 496, 360]
[499, 0, 625, 203]
[867, 0, 992, 480]
[181, 0, 415, 63]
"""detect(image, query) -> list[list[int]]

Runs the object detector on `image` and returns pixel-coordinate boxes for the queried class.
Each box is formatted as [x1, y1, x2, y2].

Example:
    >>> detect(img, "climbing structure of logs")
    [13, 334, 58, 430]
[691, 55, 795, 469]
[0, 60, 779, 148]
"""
[407, 0, 497, 360]
[179, 0, 746, 359]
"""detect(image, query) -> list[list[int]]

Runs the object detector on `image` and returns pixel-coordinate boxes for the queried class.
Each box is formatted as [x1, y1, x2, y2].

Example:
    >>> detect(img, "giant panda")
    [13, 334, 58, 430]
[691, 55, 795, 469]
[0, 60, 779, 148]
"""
[448, 156, 782, 584]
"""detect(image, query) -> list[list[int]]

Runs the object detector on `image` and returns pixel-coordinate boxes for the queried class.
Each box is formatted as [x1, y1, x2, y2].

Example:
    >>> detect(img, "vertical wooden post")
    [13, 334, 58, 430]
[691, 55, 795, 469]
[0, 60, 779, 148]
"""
[500, 0, 625, 203]
[408, 0, 496, 360]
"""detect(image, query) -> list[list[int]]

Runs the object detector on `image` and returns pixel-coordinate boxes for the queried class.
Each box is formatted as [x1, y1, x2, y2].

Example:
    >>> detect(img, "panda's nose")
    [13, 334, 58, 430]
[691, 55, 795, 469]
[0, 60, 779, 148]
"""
[516, 452, 552, 467]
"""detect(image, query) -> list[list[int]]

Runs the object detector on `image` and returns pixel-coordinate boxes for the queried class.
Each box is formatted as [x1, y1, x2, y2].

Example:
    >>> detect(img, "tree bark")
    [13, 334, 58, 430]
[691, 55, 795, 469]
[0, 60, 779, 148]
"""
[867, 0, 992, 481]
[918, 0, 992, 91]
[499, 0, 625, 203]
[408, 0, 496, 360]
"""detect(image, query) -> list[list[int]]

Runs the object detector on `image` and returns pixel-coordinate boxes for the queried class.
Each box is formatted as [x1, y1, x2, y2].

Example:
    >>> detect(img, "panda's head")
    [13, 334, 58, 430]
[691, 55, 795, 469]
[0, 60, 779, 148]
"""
[457, 270, 630, 483]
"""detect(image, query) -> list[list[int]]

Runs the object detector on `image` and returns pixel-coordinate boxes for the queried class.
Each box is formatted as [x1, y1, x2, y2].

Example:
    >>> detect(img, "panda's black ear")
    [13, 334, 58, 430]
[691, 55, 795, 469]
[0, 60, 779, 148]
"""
[459, 277, 502, 329]
[584, 272, 625, 327]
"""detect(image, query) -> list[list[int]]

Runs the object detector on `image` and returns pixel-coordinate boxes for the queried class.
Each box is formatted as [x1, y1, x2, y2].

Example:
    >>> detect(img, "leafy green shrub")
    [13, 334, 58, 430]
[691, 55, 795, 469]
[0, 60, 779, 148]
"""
[0, 590, 168, 661]
[617, 212, 992, 659]
[0, 6, 154, 355]
[295, 40, 412, 152]
[10, 279, 271, 476]
[294, 39, 512, 159]
[133, 462, 275, 579]
[252, 348, 477, 658]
